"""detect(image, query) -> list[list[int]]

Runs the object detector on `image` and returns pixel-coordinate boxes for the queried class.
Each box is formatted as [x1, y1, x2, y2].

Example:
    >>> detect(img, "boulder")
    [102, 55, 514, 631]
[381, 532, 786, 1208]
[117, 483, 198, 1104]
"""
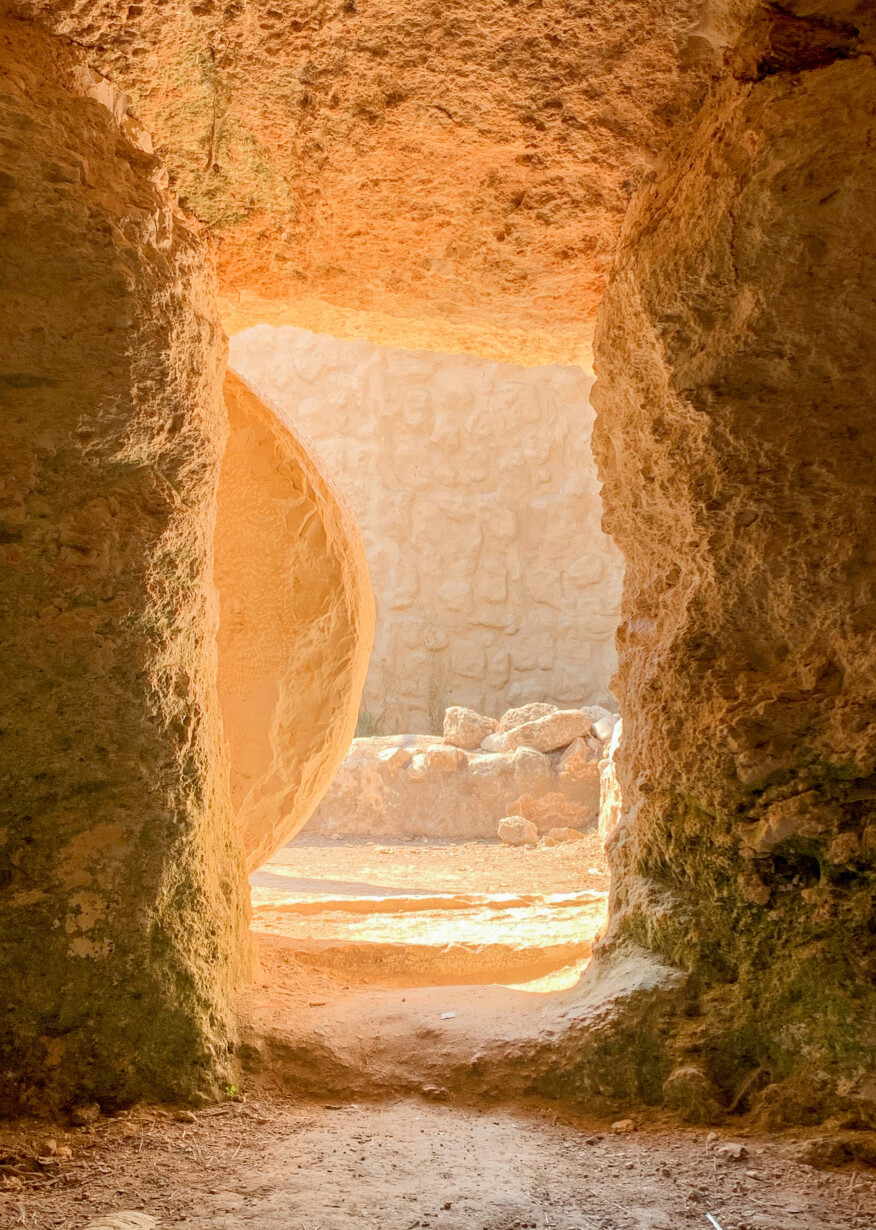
[497, 816, 539, 846]
[503, 709, 589, 753]
[498, 702, 558, 733]
[443, 705, 497, 749]
[558, 736, 600, 767]
[480, 731, 510, 753]
[544, 827, 588, 845]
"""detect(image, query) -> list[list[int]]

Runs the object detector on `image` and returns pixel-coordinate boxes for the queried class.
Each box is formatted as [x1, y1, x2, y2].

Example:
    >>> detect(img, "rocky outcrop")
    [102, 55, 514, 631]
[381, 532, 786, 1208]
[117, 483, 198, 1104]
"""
[215, 373, 374, 873]
[230, 326, 623, 732]
[0, 19, 249, 1112]
[592, 46, 876, 1121]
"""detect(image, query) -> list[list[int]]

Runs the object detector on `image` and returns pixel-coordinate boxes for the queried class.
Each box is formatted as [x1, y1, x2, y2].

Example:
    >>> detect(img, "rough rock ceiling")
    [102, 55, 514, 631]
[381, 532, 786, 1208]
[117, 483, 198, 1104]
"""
[14, 0, 739, 360]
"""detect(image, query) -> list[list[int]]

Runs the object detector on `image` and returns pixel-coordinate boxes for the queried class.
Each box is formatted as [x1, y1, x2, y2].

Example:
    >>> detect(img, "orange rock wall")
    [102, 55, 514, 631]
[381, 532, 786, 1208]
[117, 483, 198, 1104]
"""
[10, 0, 726, 361]
[0, 19, 249, 1111]
[230, 326, 622, 733]
[592, 25, 876, 1119]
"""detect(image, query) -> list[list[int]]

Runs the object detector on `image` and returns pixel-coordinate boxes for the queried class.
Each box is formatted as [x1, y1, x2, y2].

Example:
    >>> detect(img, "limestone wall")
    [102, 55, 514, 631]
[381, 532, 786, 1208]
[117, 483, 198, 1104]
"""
[230, 327, 623, 734]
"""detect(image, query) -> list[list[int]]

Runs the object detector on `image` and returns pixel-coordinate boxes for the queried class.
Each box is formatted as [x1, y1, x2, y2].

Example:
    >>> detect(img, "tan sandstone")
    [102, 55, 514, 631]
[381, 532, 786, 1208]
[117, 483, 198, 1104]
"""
[216, 372, 374, 873]
[591, 35, 876, 1115]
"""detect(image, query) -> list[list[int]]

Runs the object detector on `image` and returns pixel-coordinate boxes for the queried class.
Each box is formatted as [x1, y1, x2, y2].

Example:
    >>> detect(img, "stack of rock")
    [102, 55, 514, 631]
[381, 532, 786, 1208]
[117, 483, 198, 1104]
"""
[304, 700, 620, 843]
[442, 702, 620, 847]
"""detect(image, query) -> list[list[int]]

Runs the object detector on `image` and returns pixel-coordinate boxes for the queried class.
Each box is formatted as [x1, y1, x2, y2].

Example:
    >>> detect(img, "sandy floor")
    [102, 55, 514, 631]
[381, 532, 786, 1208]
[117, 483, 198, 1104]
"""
[249, 837, 609, 987]
[2, 1097, 873, 1230]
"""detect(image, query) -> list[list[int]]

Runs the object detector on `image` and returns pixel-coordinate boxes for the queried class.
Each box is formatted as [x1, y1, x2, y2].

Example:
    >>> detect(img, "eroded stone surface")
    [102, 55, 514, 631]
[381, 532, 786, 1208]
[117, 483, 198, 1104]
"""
[0, 18, 249, 1111]
[11, 0, 727, 362]
[592, 45, 876, 1119]
[216, 372, 374, 872]
[230, 327, 622, 732]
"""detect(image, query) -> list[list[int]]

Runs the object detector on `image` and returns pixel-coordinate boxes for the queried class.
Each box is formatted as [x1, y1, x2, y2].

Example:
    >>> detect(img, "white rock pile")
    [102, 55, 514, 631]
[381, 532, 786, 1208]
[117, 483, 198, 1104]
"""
[306, 700, 620, 842]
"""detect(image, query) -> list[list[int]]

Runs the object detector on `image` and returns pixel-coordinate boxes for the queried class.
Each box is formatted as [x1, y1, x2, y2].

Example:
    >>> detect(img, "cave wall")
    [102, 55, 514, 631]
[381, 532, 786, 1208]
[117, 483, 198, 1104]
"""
[216, 372, 374, 872]
[591, 22, 876, 1122]
[230, 325, 622, 733]
[0, 18, 250, 1111]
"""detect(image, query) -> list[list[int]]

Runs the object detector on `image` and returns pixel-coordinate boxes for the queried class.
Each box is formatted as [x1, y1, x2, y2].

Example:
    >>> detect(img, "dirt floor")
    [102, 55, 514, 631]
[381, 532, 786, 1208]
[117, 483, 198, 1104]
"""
[2, 1096, 874, 1230]
[5, 839, 872, 1228]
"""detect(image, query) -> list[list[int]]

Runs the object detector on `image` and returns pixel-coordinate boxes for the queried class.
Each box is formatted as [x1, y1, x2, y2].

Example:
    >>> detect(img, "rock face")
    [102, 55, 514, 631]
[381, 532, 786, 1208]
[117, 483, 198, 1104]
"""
[13, 0, 720, 363]
[598, 721, 623, 850]
[230, 327, 622, 731]
[0, 20, 249, 1111]
[215, 373, 374, 873]
[592, 45, 876, 1118]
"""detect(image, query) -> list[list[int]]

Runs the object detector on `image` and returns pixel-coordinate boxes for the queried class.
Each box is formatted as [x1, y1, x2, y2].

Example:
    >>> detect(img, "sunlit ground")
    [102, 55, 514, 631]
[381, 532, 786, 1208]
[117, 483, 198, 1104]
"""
[250, 836, 609, 991]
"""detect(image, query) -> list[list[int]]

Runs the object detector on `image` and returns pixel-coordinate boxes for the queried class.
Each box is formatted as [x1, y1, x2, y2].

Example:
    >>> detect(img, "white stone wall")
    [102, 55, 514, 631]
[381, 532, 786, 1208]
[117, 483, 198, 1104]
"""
[230, 326, 622, 734]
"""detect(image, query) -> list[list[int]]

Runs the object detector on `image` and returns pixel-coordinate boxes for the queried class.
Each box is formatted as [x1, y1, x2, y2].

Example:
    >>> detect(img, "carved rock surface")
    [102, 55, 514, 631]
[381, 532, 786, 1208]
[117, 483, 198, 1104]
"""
[0, 19, 248, 1110]
[592, 50, 876, 1111]
[215, 373, 374, 872]
[231, 327, 622, 732]
[14, 0, 722, 362]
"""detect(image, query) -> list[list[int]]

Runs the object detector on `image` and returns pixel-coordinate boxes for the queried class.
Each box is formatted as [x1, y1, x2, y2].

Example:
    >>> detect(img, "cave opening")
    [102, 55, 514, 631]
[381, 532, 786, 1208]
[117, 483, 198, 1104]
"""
[217, 322, 623, 1058]
[1, 4, 875, 1225]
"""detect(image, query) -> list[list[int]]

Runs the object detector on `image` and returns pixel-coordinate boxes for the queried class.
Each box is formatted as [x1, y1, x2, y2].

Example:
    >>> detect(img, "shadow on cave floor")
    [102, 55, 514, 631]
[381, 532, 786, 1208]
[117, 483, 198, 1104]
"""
[6, 1097, 873, 1230]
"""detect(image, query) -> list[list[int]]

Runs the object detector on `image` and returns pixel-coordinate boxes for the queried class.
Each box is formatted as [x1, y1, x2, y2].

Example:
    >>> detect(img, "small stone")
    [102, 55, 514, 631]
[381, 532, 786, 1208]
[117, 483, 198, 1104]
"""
[424, 744, 467, 772]
[379, 746, 413, 775]
[83, 1216, 158, 1230]
[592, 714, 618, 741]
[497, 815, 539, 846]
[442, 705, 496, 749]
[717, 1142, 748, 1161]
[610, 1118, 636, 1133]
[175, 1110, 197, 1124]
[480, 731, 510, 753]
[69, 1102, 100, 1127]
[55, 1145, 73, 1159]
[543, 826, 587, 845]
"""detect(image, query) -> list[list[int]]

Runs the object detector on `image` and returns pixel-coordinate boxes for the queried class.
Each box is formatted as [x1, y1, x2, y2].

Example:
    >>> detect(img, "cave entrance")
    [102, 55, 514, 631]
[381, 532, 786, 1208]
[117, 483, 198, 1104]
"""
[230, 323, 622, 1069]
